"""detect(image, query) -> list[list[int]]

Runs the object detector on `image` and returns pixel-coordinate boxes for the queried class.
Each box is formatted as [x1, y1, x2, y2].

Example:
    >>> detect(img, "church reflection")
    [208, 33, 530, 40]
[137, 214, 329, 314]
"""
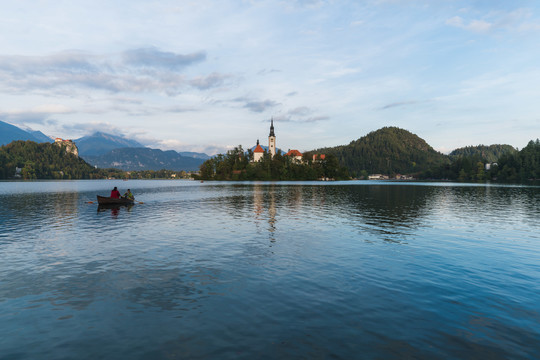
[252, 184, 278, 242]
[222, 183, 441, 244]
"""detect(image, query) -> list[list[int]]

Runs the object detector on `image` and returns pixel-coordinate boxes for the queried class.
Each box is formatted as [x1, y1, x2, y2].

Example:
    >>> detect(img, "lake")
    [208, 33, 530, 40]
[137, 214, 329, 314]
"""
[1, 180, 539, 359]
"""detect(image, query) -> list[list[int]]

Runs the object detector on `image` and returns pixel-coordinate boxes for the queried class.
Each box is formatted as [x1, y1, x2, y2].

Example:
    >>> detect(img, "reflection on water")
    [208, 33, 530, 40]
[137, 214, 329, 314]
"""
[0, 180, 539, 359]
[97, 204, 134, 219]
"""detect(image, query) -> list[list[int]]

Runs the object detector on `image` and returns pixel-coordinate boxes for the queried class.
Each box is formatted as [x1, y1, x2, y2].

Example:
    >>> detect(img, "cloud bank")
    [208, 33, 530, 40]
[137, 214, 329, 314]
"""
[0, 48, 228, 95]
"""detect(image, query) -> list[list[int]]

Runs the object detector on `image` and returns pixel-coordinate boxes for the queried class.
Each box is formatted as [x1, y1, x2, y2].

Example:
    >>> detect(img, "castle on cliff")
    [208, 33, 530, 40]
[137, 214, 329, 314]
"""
[54, 138, 79, 157]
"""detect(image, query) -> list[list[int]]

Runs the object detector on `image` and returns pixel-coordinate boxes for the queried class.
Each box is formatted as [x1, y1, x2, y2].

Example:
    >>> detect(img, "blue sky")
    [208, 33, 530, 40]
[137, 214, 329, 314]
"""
[0, 0, 539, 155]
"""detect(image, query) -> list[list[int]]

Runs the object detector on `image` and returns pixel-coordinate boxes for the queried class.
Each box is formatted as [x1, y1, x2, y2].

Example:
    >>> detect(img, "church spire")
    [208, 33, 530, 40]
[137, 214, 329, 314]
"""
[269, 117, 275, 137]
[268, 117, 276, 157]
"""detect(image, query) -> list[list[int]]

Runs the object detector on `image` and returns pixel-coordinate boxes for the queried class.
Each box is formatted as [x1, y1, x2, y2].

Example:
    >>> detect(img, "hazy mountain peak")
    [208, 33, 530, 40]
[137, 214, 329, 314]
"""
[0, 120, 53, 146]
[75, 131, 145, 156]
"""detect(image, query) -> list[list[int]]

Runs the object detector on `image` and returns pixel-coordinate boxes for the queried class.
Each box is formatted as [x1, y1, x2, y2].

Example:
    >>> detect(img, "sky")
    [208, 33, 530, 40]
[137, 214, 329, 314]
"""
[0, 0, 539, 155]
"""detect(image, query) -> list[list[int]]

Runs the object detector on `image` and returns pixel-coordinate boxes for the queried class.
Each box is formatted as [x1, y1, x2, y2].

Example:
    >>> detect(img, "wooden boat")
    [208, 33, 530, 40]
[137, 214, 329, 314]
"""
[96, 195, 135, 205]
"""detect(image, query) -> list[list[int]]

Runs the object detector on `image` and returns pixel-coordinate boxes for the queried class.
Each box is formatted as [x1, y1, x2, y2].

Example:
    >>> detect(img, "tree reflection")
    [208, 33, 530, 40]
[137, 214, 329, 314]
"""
[214, 183, 440, 244]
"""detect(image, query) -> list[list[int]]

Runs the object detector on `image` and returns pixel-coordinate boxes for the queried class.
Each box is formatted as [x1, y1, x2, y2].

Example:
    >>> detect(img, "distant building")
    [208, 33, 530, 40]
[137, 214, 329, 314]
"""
[253, 139, 265, 162]
[395, 174, 414, 180]
[285, 149, 303, 163]
[313, 154, 326, 162]
[251, 119, 301, 162]
[54, 138, 79, 157]
[485, 162, 498, 171]
[369, 174, 388, 180]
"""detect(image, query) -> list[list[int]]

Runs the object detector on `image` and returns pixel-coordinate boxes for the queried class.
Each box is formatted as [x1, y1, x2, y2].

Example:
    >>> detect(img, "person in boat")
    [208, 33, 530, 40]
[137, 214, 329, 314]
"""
[123, 189, 134, 200]
[110, 186, 121, 199]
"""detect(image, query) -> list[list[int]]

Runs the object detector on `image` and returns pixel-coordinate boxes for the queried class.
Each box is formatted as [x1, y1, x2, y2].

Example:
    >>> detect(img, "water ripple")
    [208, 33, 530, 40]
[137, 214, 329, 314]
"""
[1, 180, 539, 359]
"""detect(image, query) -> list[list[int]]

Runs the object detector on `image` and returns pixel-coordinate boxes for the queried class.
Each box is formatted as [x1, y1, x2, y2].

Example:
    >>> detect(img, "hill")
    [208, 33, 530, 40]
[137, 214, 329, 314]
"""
[0, 120, 52, 146]
[75, 132, 144, 156]
[449, 144, 517, 163]
[314, 127, 449, 176]
[83, 147, 205, 171]
[0, 140, 97, 179]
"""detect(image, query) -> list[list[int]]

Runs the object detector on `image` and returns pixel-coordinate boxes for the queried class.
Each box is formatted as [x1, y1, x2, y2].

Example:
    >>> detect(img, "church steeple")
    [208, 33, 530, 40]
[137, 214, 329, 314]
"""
[269, 118, 275, 137]
[268, 117, 276, 157]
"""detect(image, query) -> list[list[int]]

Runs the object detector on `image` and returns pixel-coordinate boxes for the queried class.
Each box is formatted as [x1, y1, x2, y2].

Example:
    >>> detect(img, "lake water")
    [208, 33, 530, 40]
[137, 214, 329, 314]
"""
[0, 180, 539, 359]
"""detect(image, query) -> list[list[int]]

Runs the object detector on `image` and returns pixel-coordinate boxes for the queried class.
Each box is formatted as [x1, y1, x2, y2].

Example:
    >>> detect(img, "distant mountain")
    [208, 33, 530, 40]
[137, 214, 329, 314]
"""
[28, 130, 53, 143]
[449, 144, 517, 163]
[313, 127, 449, 176]
[0, 120, 52, 145]
[177, 151, 211, 160]
[75, 132, 144, 156]
[83, 147, 205, 171]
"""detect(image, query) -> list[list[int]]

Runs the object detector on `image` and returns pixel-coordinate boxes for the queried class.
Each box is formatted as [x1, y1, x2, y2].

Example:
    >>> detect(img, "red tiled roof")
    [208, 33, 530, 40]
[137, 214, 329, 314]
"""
[254, 144, 265, 153]
[286, 149, 302, 157]
[313, 154, 326, 160]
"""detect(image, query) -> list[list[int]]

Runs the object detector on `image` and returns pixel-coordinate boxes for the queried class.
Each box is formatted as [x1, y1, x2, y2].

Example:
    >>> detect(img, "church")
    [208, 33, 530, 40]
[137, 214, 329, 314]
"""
[252, 119, 303, 163]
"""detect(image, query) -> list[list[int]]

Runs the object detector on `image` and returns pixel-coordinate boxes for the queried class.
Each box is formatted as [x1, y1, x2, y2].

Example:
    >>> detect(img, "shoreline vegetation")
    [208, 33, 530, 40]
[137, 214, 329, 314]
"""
[0, 140, 195, 180]
[196, 145, 350, 181]
[1, 130, 539, 183]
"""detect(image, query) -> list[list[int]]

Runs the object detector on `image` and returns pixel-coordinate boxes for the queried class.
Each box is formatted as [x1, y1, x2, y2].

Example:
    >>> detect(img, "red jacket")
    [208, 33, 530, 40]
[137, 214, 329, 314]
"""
[110, 189, 121, 199]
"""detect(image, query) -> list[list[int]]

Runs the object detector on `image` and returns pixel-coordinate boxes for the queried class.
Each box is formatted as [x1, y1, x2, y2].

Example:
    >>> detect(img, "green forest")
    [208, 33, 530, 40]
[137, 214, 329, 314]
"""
[0, 140, 99, 179]
[425, 139, 539, 182]
[314, 127, 449, 177]
[2, 134, 539, 183]
[312, 127, 538, 182]
[0, 141, 196, 180]
[449, 144, 517, 163]
[197, 145, 350, 181]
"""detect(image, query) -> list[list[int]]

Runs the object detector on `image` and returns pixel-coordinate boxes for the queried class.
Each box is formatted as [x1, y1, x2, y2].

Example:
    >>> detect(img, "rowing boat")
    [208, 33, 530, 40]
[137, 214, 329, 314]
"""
[96, 195, 135, 205]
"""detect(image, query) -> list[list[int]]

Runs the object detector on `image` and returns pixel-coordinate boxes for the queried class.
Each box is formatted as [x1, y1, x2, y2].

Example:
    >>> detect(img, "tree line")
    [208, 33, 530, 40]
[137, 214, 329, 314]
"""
[197, 145, 350, 181]
[0, 140, 98, 179]
[0, 141, 195, 180]
[423, 139, 539, 182]
[2, 138, 538, 183]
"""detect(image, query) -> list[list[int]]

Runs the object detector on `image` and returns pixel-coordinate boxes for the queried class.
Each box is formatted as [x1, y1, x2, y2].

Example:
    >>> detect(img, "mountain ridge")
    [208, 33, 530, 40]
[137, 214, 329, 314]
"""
[0, 120, 52, 146]
[82, 147, 205, 171]
[75, 132, 145, 156]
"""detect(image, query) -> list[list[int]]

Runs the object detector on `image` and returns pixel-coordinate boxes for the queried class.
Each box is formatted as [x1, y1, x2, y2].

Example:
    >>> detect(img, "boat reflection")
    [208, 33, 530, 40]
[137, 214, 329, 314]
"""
[97, 204, 134, 218]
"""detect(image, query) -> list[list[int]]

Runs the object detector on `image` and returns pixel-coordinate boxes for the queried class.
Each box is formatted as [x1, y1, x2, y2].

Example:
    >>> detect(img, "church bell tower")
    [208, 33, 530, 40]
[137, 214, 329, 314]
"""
[268, 118, 276, 157]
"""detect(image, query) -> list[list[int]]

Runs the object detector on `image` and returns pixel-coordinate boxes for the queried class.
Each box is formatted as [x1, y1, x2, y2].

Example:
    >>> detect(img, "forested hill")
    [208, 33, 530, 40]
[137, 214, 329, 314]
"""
[0, 140, 97, 179]
[314, 127, 449, 176]
[449, 144, 517, 163]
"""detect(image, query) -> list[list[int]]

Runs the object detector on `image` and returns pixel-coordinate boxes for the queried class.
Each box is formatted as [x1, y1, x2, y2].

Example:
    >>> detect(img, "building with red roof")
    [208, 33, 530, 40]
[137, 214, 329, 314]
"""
[253, 139, 265, 162]
[285, 149, 303, 163]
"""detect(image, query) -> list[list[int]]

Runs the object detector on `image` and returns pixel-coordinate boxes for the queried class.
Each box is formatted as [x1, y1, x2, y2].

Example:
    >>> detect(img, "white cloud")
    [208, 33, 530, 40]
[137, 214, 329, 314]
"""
[0, 0, 538, 153]
[0, 49, 228, 95]
[122, 47, 206, 70]
[446, 8, 538, 34]
[446, 16, 492, 33]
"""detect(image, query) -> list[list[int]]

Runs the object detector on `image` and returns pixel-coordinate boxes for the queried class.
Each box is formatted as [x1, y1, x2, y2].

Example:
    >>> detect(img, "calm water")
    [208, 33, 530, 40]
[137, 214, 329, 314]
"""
[1, 180, 539, 359]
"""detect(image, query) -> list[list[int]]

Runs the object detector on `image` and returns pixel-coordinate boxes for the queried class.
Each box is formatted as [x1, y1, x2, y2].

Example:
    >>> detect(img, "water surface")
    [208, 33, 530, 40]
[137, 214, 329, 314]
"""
[1, 180, 539, 359]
